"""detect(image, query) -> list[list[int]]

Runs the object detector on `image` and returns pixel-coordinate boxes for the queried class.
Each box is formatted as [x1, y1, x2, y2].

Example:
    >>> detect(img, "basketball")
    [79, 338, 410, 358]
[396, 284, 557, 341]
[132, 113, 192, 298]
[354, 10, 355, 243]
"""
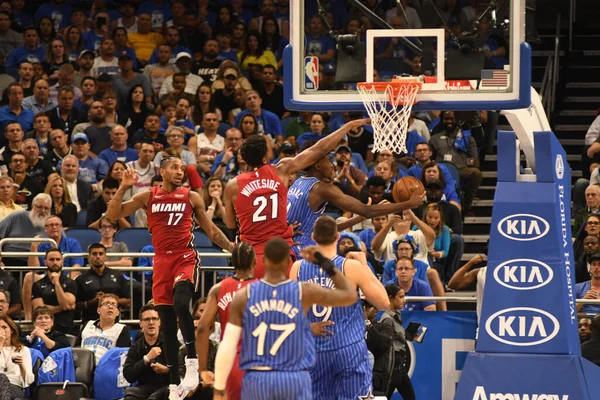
[392, 176, 425, 203]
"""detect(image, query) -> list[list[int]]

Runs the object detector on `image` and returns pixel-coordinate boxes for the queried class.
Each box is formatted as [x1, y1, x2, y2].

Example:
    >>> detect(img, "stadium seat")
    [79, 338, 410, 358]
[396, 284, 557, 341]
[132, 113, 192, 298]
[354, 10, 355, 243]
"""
[114, 228, 153, 252]
[217, 122, 233, 136]
[64, 229, 101, 253]
[200, 248, 230, 267]
[193, 230, 212, 247]
[35, 348, 95, 400]
[65, 334, 76, 347]
[76, 210, 87, 227]
[440, 161, 461, 184]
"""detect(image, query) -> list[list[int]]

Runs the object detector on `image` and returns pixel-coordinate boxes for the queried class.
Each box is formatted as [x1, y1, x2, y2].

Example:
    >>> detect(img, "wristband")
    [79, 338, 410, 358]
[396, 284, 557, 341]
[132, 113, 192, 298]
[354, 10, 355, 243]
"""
[208, 206, 215, 211]
[314, 251, 336, 277]
[143, 355, 150, 364]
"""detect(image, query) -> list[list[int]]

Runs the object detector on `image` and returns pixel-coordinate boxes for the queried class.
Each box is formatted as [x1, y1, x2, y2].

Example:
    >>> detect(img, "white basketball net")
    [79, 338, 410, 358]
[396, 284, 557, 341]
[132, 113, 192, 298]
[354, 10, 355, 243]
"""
[357, 80, 421, 155]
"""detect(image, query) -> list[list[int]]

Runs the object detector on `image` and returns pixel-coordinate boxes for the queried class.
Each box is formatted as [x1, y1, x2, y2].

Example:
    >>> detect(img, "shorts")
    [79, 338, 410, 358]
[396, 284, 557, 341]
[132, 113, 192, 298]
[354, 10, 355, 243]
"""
[242, 370, 312, 400]
[226, 352, 244, 400]
[153, 249, 201, 305]
[254, 248, 296, 280]
[311, 341, 372, 400]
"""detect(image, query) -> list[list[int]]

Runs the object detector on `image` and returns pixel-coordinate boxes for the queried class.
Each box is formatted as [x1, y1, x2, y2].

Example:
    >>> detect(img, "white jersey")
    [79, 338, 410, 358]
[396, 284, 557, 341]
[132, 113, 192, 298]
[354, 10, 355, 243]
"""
[80, 320, 126, 363]
[475, 267, 487, 339]
[126, 160, 159, 227]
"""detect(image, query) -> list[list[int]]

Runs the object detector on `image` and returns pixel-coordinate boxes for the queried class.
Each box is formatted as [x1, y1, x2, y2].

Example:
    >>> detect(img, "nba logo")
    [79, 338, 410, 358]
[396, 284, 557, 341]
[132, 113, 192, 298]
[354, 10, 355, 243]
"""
[304, 56, 319, 91]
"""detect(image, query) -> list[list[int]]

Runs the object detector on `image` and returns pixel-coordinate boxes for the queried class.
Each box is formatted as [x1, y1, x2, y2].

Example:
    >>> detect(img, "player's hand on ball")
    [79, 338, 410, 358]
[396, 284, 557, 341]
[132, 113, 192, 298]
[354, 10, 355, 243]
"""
[311, 321, 335, 338]
[200, 370, 215, 386]
[122, 168, 139, 187]
[407, 193, 425, 209]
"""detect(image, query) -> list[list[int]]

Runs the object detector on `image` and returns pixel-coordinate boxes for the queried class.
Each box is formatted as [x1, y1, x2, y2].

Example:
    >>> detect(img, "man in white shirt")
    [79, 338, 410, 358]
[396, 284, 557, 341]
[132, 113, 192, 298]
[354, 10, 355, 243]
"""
[126, 143, 159, 227]
[187, 112, 224, 175]
[158, 52, 203, 97]
[91, 38, 120, 77]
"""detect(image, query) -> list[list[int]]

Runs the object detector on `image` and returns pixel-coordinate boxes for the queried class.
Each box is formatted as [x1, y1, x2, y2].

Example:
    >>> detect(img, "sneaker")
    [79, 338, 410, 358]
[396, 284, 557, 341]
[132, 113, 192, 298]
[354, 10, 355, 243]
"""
[169, 384, 179, 400]
[181, 357, 199, 390]
[177, 385, 190, 399]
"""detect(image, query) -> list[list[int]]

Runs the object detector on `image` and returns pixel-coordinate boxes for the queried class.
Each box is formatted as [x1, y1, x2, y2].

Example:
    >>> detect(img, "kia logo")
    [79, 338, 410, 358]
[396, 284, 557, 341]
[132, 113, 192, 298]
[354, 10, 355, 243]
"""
[485, 307, 560, 346]
[555, 154, 564, 180]
[493, 259, 554, 290]
[497, 214, 550, 241]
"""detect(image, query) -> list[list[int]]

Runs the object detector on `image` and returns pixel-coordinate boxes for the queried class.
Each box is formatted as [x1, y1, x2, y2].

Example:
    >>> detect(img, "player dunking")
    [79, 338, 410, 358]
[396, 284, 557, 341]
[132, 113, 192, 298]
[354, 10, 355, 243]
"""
[106, 157, 234, 400]
[195, 241, 257, 400]
[223, 118, 371, 279]
[213, 238, 358, 400]
[287, 140, 425, 258]
[290, 215, 390, 399]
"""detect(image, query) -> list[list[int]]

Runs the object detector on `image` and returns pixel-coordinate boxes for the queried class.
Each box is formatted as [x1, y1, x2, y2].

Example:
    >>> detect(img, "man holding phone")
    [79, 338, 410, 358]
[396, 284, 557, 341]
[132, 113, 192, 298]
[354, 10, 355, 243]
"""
[333, 144, 367, 197]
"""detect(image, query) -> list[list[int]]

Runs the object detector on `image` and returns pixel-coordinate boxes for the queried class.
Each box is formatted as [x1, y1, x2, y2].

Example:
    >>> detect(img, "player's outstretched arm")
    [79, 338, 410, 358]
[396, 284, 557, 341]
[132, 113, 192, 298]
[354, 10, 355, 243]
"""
[447, 254, 485, 291]
[223, 179, 238, 233]
[105, 169, 148, 219]
[276, 118, 371, 176]
[301, 255, 357, 310]
[315, 182, 424, 219]
[214, 287, 247, 398]
[344, 252, 390, 310]
[190, 191, 235, 252]
[196, 283, 221, 386]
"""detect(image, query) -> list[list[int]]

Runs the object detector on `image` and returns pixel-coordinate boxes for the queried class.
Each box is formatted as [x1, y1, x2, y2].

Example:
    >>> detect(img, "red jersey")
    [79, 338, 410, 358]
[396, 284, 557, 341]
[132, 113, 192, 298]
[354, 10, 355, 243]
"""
[216, 276, 256, 340]
[234, 164, 293, 249]
[147, 185, 195, 253]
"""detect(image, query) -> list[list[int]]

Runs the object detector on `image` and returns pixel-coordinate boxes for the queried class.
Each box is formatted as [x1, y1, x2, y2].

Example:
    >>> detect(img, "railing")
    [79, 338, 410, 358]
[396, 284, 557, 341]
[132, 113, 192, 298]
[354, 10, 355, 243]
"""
[540, 14, 561, 116]
[569, 0, 576, 51]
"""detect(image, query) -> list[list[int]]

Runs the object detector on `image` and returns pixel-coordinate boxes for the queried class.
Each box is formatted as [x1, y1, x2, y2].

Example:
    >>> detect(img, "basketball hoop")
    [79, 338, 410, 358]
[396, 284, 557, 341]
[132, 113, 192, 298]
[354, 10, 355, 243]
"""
[357, 77, 423, 155]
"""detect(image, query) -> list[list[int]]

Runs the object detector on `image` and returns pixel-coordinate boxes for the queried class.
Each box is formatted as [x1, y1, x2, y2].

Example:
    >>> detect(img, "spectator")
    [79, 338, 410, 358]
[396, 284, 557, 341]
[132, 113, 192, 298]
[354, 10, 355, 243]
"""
[122, 85, 151, 139]
[256, 64, 287, 119]
[5, 26, 44, 67]
[0, 83, 34, 133]
[577, 252, 600, 315]
[73, 52, 95, 91]
[37, 17, 57, 51]
[7, 151, 42, 209]
[123, 305, 170, 400]
[394, 258, 436, 311]
[159, 52, 202, 98]
[97, 216, 133, 266]
[575, 215, 600, 261]
[358, 214, 389, 252]
[230, 21, 246, 52]
[76, 292, 132, 363]
[195, 40, 222, 85]
[28, 214, 84, 271]
[295, 113, 328, 149]
[179, 10, 208, 55]
[29, 248, 77, 334]
[149, 26, 190, 66]
[421, 202, 453, 279]
[575, 184, 600, 235]
[99, 125, 139, 166]
[203, 176, 227, 230]
[44, 175, 77, 227]
[159, 97, 195, 138]
[25, 113, 52, 155]
[579, 313, 593, 344]
[213, 68, 240, 124]
[82, 12, 110, 51]
[137, 0, 171, 31]
[381, 238, 429, 285]
[86, 178, 131, 229]
[420, 161, 461, 211]
[113, 54, 153, 108]
[73, 101, 111, 154]
[155, 125, 196, 165]
[74, 76, 96, 115]
[0, 315, 35, 397]
[143, 44, 177, 98]
[333, 144, 367, 197]
[211, 60, 252, 92]
[127, 12, 164, 67]
[305, 15, 335, 64]
[0, 177, 23, 221]
[0, 286, 19, 321]
[131, 113, 167, 152]
[234, 90, 282, 138]
[157, 72, 195, 106]
[223, 151, 249, 183]
[372, 161, 398, 193]
[0, 121, 24, 171]
[582, 314, 600, 366]
[25, 306, 71, 357]
[22, 138, 53, 189]
[42, 38, 69, 84]
[46, 86, 86, 137]
[22, 78, 56, 114]
[238, 113, 258, 139]
[0, 11, 22, 63]
[59, 154, 94, 211]
[113, 27, 139, 71]
[44, 129, 72, 170]
[429, 111, 482, 214]
[63, 26, 84, 64]
[260, 16, 288, 69]
[286, 112, 315, 142]
[187, 114, 222, 172]
[48, 64, 83, 102]
[577, 236, 600, 284]
[75, 244, 132, 323]
[112, 2, 138, 33]
[127, 143, 160, 227]
[68, 132, 108, 187]
[237, 30, 277, 72]
[101, 89, 121, 126]
[211, 128, 243, 178]
[379, 285, 416, 399]
[249, 0, 289, 38]
[14, 61, 35, 97]
[91, 38, 119, 77]
[364, 300, 393, 396]
[190, 83, 222, 126]
[215, 27, 238, 63]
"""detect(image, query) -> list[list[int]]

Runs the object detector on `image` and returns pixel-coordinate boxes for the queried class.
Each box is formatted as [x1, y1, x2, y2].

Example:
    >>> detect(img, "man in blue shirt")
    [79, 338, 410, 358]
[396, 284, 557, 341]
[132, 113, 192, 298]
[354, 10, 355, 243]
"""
[395, 257, 435, 311]
[59, 134, 108, 187]
[576, 252, 600, 315]
[211, 128, 243, 178]
[0, 82, 34, 133]
[5, 27, 45, 67]
[98, 125, 139, 166]
[34, 0, 72, 32]
[234, 90, 282, 139]
[148, 27, 191, 65]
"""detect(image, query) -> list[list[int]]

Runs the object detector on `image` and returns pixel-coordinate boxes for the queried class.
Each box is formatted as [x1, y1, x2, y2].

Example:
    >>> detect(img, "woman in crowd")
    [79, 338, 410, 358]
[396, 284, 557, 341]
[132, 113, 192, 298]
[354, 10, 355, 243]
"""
[214, 6, 234, 32]
[121, 85, 150, 140]
[238, 113, 259, 139]
[203, 176, 227, 231]
[97, 216, 132, 267]
[260, 16, 288, 69]
[64, 26, 84, 63]
[0, 315, 34, 399]
[422, 203, 452, 281]
[575, 214, 600, 259]
[223, 151, 249, 183]
[231, 21, 247, 52]
[420, 161, 461, 211]
[190, 83, 222, 126]
[373, 161, 399, 194]
[45, 175, 77, 228]
[106, 161, 132, 201]
[112, 27, 138, 70]
[237, 30, 277, 72]
[43, 38, 69, 85]
[25, 306, 70, 358]
[37, 17, 56, 51]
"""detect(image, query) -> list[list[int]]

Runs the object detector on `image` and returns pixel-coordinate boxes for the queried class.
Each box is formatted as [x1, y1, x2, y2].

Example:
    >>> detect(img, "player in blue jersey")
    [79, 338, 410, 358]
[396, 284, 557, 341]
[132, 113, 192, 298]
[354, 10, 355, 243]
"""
[289, 215, 391, 400]
[213, 238, 358, 400]
[287, 140, 425, 258]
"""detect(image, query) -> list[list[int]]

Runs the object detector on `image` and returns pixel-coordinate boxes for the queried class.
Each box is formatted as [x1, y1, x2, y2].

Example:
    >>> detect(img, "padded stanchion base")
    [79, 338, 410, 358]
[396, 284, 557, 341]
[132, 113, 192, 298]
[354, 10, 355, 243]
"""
[455, 352, 600, 399]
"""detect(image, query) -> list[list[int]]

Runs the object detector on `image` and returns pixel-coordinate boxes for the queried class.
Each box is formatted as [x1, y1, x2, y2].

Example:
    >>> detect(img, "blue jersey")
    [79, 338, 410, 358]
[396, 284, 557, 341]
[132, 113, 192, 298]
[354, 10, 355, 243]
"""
[240, 280, 315, 372]
[297, 256, 364, 352]
[287, 177, 327, 258]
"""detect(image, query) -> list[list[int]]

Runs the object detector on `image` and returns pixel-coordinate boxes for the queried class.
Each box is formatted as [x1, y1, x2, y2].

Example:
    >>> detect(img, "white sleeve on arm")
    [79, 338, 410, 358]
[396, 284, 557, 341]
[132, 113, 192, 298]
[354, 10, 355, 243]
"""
[214, 323, 243, 391]
[585, 116, 600, 146]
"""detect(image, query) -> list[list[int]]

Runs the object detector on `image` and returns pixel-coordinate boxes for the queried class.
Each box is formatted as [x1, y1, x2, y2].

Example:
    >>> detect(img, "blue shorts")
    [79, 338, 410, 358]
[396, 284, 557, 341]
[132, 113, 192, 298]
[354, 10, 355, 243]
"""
[241, 370, 312, 400]
[311, 340, 372, 400]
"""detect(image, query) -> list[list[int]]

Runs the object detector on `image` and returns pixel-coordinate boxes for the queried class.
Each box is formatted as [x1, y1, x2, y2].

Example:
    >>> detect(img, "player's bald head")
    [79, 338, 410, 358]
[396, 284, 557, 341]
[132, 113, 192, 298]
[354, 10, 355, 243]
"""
[312, 216, 339, 245]
[263, 238, 290, 269]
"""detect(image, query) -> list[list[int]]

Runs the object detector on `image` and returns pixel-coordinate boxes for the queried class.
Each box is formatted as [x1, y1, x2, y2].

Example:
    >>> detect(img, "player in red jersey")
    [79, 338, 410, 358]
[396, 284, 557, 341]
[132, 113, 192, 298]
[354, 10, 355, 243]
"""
[224, 118, 371, 278]
[106, 157, 234, 400]
[195, 241, 256, 400]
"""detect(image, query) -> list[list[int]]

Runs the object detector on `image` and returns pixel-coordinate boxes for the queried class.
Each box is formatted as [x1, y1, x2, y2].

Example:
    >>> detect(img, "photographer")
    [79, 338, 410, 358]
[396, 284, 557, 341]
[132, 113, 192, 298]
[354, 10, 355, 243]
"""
[364, 300, 394, 396]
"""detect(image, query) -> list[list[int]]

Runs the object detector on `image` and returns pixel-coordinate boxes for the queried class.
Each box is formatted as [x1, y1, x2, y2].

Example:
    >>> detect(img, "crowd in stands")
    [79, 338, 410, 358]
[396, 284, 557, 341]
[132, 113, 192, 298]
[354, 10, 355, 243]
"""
[0, 0, 519, 397]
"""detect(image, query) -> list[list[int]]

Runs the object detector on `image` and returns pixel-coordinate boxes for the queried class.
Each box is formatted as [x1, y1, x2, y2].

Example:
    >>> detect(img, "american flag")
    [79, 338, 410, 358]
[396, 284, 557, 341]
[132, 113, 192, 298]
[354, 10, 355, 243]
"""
[480, 69, 509, 87]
